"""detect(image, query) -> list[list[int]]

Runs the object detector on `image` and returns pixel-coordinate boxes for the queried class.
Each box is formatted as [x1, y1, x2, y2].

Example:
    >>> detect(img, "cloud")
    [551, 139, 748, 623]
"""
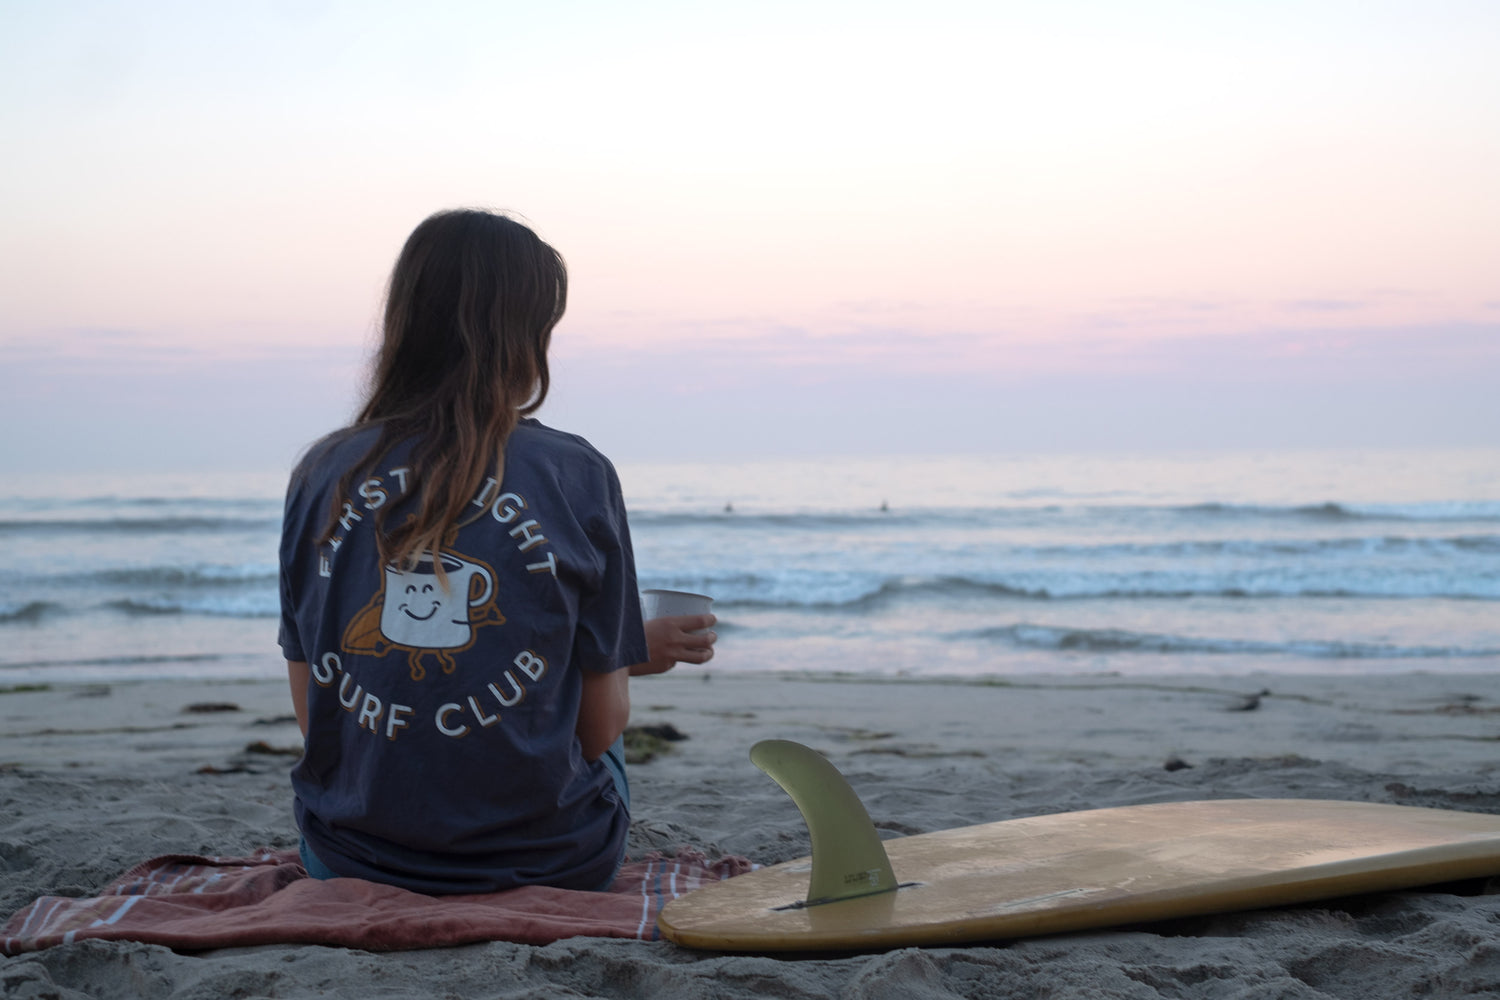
[6, 320, 1496, 474]
[543, 321, 1500, 460]
[1284, 299, 1365, 312]
[558, 316, 1500, 383]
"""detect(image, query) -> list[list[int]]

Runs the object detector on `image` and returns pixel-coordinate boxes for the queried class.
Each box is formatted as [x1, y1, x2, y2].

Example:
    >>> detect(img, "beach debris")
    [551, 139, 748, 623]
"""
[623, 724, 688, 764]
[183, 701, 241, 714]
[1226, 689, 1271, 712]
[195, 740, 302, 775]
[0, 683, 50, 695]
[635, 723, 688, 742]
[243, 740, 302, 756]
[1163, 755, 1194, 772]
[71, 685, 112, 698]
[252, 713, 301, 726]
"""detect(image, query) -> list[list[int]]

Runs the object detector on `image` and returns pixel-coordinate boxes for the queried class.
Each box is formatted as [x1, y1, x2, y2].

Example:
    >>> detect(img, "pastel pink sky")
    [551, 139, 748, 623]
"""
[2, 1, 1496, 471]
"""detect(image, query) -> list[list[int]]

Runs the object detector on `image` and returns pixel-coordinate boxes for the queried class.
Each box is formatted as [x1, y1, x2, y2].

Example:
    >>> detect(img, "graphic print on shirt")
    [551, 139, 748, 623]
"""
[340, 546, 506, 681]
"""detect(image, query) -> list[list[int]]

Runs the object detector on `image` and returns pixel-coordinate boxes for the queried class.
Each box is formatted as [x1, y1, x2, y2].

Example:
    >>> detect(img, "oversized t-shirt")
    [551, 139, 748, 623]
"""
[278, 419, 648, 893]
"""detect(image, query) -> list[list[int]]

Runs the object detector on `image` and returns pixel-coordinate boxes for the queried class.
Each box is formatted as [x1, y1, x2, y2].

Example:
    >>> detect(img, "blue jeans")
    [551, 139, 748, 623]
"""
[298, 836, 340, 880]
[299, 735, 631, 888]
[599, 733, 631, 810]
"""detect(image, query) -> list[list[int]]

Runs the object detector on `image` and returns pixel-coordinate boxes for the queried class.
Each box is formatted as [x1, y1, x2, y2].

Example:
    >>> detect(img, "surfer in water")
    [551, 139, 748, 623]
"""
[278, 209, 716, 893]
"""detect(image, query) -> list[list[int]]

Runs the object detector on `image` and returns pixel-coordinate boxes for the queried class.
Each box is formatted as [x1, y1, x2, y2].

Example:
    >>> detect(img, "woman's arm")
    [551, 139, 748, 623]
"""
[287, 660, 310, 738]
[576, 665, 630, 761]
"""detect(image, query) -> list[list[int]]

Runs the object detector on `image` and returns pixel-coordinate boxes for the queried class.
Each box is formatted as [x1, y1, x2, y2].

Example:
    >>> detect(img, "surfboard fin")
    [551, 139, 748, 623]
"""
[750, 739, 899, 906]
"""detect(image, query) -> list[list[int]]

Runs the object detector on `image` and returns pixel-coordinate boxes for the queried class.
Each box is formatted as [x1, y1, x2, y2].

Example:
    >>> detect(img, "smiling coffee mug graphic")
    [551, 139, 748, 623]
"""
[342, 548, 506, 681]
[381, 553, 494, 649]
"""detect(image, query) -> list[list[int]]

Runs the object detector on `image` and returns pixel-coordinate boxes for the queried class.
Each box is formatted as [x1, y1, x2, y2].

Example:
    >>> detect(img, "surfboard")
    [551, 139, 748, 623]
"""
[657, 740, 1500, 952]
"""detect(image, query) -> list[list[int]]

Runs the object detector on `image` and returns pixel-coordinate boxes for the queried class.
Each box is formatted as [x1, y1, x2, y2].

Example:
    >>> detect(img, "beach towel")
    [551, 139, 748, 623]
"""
[1, 848, 753, 955]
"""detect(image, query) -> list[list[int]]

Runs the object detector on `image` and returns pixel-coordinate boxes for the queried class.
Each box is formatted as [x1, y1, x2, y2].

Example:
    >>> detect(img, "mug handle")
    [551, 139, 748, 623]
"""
[469, 566, 494, 607]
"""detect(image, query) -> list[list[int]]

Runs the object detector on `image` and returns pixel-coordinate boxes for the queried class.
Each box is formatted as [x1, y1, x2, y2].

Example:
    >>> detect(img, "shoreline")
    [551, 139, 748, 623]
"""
[5, 669, 1498, 775]
[4, 670, 1499, 997]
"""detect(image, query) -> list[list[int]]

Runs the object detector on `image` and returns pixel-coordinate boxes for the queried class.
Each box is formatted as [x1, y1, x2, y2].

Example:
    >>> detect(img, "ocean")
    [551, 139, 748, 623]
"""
[3, 449, 1497, 685]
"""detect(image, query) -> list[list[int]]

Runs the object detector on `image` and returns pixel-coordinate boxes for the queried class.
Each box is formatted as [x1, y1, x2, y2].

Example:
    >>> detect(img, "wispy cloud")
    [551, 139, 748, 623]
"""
[559, 316, 1500, 385]
[1284, 299, 1365, 312]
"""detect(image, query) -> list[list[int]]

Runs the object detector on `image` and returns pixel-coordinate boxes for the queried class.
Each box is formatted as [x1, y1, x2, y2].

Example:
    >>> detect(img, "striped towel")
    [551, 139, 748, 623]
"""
[1, 848, 754, 954]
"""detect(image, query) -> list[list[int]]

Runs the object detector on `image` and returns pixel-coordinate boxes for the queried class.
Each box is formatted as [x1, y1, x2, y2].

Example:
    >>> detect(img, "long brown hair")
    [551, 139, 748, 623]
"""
[323, 209, 567, 570]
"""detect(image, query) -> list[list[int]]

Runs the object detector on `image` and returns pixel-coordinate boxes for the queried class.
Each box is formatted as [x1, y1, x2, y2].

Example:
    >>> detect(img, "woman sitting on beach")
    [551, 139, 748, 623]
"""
[277, 208, 715, 893]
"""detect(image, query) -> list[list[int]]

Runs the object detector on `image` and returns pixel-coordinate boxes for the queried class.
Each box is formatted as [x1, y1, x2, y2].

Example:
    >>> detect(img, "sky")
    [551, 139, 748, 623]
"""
[2, 0, 1497, 474]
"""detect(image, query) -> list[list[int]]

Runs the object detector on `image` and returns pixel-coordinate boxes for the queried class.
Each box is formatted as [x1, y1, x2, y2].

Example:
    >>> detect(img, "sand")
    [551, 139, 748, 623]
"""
[3, 669, 1499, 998]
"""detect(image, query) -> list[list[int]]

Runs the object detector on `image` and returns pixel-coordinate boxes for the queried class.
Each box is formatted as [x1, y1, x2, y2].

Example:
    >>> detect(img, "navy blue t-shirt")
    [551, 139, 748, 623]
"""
[278, 419, 648, 893]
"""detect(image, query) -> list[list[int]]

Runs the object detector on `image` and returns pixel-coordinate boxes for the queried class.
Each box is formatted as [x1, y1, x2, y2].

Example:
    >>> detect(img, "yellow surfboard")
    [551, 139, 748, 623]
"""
[657, 741, 1500, 952]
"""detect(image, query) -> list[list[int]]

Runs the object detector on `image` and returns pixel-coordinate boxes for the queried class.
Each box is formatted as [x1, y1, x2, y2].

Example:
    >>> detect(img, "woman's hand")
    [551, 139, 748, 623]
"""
[631, 614, 717, 676]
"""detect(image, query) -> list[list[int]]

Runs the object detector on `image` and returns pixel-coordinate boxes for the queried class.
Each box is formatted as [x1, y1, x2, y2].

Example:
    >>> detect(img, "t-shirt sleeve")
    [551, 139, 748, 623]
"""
[573, 462, 649, 673]
[277, 475, 308, 663]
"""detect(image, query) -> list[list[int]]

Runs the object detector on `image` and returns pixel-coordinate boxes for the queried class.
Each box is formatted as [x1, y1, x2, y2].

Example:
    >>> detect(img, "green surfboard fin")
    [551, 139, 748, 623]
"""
[750, 739, 899, 906]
